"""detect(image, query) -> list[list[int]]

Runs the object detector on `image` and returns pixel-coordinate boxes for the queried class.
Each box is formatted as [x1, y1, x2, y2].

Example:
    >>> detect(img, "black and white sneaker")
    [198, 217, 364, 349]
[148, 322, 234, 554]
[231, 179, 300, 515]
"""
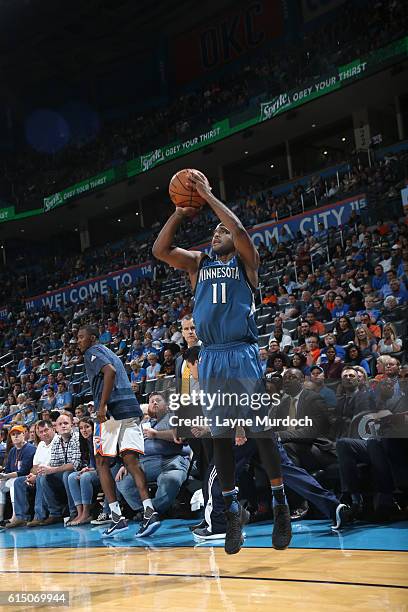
[91, 512, 111, 525]
[192, 527, 227, 542]
[332, 503, 353, 530]
[134, 507, 161, 538]
[272, 504, 292, 550]
[224, 503, 250, 555]
[102, 517, 129, 537]
[189, 518, 207, 532]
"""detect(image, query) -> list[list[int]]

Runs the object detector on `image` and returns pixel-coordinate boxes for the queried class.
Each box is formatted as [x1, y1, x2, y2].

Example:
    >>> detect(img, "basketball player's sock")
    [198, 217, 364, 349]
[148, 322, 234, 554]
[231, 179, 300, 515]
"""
[222, 488, 240, 514]
[271, 484, 288, 507]
[108, 501, 122, 522]
[142, 499, 154, 513]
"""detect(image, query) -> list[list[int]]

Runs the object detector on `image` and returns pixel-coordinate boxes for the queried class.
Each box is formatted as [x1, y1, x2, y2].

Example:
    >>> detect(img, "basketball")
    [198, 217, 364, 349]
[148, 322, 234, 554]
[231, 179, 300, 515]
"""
[169, 168, 208, 208]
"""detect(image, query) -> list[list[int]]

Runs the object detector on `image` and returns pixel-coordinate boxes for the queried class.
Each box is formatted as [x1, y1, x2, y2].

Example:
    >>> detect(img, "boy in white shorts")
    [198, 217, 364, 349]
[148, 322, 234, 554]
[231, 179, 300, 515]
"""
[78, 325, 160, 537]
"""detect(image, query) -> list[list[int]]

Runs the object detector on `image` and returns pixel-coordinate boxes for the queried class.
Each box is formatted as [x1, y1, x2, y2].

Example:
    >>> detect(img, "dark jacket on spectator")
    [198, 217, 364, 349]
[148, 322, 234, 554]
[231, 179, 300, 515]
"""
[273, 389, 330, 445]
[330, 390, 371, 439]
[5, 442, 36, 476]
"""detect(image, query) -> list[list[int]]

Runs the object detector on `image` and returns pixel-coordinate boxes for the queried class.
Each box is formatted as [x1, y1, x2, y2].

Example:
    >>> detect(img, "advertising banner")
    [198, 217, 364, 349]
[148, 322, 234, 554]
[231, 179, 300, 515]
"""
[0, 37, 405, 224]
[259, 58, 370, 121]
[171, 0, 284, 86]
[0, 206, 15, 223]
[127, 121, 229, 175]
[191, 194, 367, 252]
[130, 37, 407, 178]
[25, 262, 153, 312]
[43, 168, 117, 212]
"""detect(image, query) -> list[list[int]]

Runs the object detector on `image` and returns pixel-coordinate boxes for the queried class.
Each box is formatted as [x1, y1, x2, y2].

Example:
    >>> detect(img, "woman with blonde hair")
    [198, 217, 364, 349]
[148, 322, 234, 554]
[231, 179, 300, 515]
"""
[378, 323, 402, 355]
[354, 325, 378, 357]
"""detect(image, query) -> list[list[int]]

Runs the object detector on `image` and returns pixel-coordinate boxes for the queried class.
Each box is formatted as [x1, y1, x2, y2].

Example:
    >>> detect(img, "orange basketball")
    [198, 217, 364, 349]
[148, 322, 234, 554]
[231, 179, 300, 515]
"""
[169, 168, 208, 208]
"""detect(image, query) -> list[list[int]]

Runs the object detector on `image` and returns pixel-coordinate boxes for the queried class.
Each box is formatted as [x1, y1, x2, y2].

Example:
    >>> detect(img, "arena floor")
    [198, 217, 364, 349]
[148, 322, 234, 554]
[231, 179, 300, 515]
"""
[0, 519, 407, 611]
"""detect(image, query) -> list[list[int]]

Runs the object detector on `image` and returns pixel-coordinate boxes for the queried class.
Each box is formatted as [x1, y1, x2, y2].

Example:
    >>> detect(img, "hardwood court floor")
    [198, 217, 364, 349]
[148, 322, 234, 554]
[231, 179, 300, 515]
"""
[0, 520, 407, 611]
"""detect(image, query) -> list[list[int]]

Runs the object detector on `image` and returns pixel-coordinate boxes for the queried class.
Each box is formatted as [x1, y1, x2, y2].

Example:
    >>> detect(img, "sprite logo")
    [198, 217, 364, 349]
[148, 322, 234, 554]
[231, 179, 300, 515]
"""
[260, 93, 292, 121]
[141, 149, 165, 172]
[44, 192, 63, 212]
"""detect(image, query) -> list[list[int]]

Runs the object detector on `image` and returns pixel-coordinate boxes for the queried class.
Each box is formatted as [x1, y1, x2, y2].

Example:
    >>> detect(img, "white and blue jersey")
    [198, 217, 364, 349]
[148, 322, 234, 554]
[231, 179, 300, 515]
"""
[84, 343, 143, 421]
[193, 254, 258, 347]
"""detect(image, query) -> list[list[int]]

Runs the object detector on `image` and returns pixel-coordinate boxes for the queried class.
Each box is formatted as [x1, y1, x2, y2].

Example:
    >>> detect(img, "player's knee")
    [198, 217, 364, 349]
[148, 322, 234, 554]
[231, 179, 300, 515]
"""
[95, 454, 110, 468]
[121, 451, 140, 467]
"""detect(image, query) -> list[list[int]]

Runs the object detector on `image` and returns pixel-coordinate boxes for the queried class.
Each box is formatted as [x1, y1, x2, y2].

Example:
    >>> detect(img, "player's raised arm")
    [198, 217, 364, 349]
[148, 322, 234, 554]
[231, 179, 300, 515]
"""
[152, 208, 203, 276]
[188, 171, 259, 273]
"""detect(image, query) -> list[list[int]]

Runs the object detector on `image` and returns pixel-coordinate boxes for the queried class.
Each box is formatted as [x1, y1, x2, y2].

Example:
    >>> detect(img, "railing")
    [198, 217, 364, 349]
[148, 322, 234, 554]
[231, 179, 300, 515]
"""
[0, 406, 28, 426]
[0, 352, 14, 369]
[31, 334, 51, 357]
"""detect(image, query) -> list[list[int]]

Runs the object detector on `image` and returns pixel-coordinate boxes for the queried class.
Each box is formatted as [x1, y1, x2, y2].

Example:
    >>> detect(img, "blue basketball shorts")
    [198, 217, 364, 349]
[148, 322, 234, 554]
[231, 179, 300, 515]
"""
[197, 341, 271, 437]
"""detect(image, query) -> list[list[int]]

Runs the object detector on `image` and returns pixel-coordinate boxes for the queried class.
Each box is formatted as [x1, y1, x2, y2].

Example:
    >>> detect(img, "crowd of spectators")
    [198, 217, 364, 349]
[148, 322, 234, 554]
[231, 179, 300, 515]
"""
[1, 0, 406, 211]
[1, 148, 407, 309]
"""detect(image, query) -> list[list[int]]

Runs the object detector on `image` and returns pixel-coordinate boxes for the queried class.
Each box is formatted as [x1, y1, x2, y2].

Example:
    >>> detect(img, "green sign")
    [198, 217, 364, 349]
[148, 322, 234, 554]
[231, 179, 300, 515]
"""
[127, 36, 408, 176]
[127, 121, 230, 176]
[1, 35, 406, 224]
[258, 60, 364, 121]
[43, 168, 117, 211]
[0, 205, 48, 224]
[0, 207, 15, 223]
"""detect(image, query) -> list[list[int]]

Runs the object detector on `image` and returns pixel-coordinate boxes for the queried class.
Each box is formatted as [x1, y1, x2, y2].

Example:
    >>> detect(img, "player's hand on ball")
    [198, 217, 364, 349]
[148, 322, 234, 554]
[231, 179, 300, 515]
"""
[174, 206, 199, 219]
[187, 170, 212, 198]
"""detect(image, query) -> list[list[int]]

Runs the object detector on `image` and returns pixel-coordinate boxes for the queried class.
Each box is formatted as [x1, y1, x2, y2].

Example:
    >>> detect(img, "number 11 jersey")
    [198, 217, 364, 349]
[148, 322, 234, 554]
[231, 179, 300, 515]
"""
[193, 254, 258, 346]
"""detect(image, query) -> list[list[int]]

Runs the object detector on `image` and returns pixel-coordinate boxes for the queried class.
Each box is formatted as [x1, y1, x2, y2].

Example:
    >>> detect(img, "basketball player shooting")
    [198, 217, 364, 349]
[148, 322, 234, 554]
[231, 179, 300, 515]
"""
[153, 170, 292, 554]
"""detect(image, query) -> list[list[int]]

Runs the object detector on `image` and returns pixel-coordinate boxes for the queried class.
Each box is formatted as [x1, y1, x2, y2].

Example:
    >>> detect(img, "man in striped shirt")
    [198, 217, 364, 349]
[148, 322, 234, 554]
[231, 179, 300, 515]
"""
[36, 412, 81, 525]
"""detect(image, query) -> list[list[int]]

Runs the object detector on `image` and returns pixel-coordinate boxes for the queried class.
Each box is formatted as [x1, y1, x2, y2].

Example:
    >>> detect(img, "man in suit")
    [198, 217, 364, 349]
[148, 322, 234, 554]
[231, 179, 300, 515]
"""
[274, 369, 336, 472]
[336, 378, 406, 522]
[332, 367, 371, 440]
